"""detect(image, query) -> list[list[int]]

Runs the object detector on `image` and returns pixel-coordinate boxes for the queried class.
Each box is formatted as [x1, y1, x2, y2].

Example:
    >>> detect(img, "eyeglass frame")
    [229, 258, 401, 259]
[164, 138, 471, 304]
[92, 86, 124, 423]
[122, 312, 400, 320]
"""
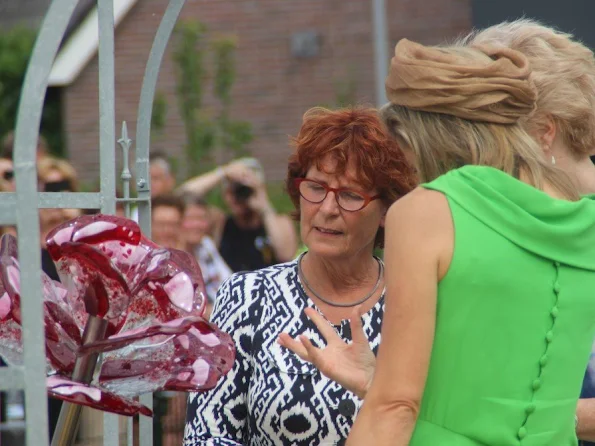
[293, 178, 382, 212]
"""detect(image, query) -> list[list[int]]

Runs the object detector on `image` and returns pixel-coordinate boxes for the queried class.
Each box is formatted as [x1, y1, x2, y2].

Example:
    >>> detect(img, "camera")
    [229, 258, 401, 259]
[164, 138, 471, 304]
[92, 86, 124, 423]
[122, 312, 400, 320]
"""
[231, 182, 254, 202]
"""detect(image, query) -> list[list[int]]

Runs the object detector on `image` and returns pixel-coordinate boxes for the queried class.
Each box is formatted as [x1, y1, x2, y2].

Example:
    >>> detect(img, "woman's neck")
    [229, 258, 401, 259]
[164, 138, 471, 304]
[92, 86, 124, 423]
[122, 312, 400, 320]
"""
[548, 137, 595, 195]
[570, 156, 595, 195]
[301, 251, 379, 295]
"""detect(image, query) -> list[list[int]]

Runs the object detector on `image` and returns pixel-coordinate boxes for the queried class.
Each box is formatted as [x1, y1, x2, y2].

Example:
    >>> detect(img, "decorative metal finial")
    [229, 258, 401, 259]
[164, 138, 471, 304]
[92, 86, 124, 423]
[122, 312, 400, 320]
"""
[118, 121, 133, 218]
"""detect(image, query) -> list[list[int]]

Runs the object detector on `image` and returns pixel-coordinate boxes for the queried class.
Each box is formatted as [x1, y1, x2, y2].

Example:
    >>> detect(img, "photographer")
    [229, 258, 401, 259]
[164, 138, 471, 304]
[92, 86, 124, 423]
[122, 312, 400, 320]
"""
[179, 158, 298, 272]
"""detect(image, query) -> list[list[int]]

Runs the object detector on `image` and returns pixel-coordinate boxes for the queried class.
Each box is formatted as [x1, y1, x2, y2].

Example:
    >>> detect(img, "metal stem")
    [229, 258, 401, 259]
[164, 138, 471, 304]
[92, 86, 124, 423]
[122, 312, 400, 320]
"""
[51, 315, 108, 446]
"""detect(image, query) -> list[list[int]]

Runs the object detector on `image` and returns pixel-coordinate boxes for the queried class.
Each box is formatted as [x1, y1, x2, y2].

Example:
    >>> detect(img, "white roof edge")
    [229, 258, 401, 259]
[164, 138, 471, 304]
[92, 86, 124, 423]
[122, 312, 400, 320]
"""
[48, 0, 139, 87]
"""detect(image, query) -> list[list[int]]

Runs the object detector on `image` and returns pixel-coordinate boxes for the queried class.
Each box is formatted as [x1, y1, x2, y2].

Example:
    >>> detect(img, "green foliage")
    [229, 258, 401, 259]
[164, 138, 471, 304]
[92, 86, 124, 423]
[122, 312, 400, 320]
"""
[172, 21, 253, 178]
[266, 180, 294, 215]
[0, 27, 64, 157]
[212, 37, 236, 106]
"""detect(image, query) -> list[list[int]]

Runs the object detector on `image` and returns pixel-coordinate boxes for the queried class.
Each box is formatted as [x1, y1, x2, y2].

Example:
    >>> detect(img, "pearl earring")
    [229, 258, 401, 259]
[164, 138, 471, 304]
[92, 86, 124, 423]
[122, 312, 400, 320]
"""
[551, 155, 556, 165]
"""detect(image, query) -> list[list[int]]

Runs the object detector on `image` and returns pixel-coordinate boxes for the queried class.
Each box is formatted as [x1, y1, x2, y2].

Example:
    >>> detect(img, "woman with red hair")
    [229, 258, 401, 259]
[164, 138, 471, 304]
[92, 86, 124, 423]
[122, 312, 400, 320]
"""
[184, 106, 415, 445]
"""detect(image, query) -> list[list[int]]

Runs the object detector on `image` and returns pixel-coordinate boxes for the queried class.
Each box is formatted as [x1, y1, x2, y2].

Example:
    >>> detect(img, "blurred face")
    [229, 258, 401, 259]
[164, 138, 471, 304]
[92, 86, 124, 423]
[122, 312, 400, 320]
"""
[0, 158, 15, 192]
[152, 205, 182, 249]
[223, 184, 251, 218]
[150, 162, 175, 198]
[42, 168, 75, 192]
[182, 203, 210, 246]
[299, 157, 386, 259]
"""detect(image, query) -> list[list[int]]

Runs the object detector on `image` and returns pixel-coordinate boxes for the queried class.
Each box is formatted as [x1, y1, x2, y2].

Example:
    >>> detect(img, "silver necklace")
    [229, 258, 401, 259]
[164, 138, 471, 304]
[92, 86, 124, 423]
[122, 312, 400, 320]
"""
[297, 252, 384, 308]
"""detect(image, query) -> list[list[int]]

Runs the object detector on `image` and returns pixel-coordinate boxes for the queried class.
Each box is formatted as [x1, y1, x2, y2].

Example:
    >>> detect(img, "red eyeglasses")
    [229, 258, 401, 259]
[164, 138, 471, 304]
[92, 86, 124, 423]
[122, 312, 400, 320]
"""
[294, 178, 381, 212]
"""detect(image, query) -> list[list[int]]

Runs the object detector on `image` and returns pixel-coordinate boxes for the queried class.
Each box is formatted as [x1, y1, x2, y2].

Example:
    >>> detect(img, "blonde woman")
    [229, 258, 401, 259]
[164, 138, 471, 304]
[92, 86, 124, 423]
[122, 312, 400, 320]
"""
[466, 21, 595, 445]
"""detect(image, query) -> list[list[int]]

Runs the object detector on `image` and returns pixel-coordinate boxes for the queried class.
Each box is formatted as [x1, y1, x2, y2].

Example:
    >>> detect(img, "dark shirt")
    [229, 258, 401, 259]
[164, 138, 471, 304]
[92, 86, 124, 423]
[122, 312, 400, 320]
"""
[219, 216, 278, 272]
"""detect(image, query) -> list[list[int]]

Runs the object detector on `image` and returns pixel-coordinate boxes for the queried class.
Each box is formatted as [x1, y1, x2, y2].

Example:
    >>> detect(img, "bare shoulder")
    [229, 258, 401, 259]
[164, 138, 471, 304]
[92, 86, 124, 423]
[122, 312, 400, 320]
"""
[386, 187, 453, 277]
[387, 187, 451, 229]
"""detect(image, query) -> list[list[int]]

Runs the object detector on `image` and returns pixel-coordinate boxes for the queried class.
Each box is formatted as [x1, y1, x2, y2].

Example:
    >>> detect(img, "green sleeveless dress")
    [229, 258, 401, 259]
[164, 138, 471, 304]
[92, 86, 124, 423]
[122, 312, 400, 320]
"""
[410, 166, 595, 446]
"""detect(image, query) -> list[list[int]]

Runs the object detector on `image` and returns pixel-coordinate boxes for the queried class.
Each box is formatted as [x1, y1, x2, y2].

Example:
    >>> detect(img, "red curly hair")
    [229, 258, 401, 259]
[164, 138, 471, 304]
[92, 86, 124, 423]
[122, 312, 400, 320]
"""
[287, 106, 417, 248]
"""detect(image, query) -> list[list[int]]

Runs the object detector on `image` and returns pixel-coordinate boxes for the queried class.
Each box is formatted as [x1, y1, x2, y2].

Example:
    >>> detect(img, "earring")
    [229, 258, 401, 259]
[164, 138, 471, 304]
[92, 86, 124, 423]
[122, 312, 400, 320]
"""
[551, 155, 556, 165]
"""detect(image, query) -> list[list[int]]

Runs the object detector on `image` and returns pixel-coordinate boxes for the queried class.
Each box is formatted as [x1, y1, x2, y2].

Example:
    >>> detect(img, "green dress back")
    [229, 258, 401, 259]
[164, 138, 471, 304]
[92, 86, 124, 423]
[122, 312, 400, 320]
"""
[410, 166, 595, 445]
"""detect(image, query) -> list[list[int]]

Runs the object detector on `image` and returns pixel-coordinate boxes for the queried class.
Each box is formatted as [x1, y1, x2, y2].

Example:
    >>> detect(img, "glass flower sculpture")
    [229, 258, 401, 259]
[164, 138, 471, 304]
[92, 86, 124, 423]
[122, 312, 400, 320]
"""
[0, 214, 235, 416]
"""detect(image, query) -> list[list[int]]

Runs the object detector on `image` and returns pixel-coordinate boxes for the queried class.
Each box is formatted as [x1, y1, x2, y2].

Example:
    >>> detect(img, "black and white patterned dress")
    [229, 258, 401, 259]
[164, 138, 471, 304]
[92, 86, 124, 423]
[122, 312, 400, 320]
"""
[184, 259, 384, 446]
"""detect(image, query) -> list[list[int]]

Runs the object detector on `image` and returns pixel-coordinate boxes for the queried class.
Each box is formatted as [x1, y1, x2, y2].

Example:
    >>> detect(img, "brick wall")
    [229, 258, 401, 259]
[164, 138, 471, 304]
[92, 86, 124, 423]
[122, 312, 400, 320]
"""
[63, 0, 472, 186]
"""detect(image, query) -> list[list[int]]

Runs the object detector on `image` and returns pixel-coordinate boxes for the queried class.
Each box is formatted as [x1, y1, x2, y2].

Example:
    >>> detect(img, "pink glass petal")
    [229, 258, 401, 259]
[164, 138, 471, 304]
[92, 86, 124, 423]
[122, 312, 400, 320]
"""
[0, 316, 22, 366]
[0, 235, 23, 365]
[44, 301, 82, 374]
[1, 235, 22, 324]
[80, 317, 234, 396]
[47, 376, 152, 417]
[47, 215, 142, 258]
[0, 291, 10, 320]
[0, 216, 234, 409]
[120, 248, 207, 333]
[47, 215, 148, 283]
[0, 234, 83, 373]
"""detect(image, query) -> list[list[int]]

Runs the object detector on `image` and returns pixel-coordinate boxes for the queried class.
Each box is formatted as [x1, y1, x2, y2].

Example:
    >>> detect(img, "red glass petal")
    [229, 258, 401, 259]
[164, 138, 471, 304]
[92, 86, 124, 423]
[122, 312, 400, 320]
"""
[47, 376, 152, 417]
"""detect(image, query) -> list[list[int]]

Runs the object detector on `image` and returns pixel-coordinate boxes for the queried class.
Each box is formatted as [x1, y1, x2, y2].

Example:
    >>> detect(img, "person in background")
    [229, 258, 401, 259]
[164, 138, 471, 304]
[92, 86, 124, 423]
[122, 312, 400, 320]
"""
[151, 194, 184, 249]
[181, 194, 231, 318]
[38, 156, 82, 223]
[0, 157, 15, 192]
[179, 157, 298, 272]
[149, 152, 176, 198]
[184, 106, 416, 445]
[37, 156, 82, 281]
[128, 152, 178, 223]
[1, 131, 49, 161]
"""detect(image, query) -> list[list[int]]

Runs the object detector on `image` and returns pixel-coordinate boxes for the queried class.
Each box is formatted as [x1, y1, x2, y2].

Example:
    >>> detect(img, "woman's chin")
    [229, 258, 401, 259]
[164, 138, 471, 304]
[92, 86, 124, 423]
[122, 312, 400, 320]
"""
[305, 244, 347, 260]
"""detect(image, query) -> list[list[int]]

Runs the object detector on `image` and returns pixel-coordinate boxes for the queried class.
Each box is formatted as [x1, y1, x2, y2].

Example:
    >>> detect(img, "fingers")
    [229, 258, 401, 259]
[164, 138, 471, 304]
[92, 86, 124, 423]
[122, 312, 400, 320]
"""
[299, 335, 325, 367]
[225, 164, 260, 187]
[349, 305, 367, 344]
[304, 307, 341, 343]
[277, 332, 310, 361]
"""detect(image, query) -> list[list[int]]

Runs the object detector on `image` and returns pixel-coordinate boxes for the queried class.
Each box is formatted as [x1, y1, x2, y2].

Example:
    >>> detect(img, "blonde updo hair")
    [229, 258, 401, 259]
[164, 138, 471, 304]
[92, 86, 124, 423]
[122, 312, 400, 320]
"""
[381, 44, 579, 201]
[461, 19, 595, 157]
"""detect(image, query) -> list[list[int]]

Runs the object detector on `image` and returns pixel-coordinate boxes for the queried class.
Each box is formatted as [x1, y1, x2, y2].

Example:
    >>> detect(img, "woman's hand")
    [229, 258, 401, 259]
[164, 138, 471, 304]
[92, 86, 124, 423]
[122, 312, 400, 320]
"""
[277, 306, 376, 399]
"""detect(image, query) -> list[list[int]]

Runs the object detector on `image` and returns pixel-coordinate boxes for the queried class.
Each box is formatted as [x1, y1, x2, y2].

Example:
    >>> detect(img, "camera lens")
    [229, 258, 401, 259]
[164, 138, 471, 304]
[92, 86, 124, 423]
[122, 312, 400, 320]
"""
[232, 183, 254, 202]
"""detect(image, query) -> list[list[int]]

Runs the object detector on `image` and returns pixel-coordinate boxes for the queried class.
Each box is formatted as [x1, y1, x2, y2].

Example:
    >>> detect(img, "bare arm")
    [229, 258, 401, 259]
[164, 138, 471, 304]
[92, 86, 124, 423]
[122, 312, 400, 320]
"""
[346, 188, 453, 446]
[260, 207, 299, 262]
[577, 398, 595, 441]
[240, 169, 298, 262]
[177, 167, 226, 197]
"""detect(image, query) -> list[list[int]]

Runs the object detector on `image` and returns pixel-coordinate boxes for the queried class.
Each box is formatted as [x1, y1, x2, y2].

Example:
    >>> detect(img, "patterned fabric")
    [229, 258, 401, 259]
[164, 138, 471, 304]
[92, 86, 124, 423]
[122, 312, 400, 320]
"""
[184, 259, 384, 446]
[194, 236, 232, 303]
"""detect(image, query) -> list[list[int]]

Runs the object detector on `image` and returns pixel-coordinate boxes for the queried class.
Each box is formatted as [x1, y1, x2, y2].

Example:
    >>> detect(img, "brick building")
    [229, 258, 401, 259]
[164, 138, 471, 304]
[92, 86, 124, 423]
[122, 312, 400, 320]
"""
[49, 0, 472, 185]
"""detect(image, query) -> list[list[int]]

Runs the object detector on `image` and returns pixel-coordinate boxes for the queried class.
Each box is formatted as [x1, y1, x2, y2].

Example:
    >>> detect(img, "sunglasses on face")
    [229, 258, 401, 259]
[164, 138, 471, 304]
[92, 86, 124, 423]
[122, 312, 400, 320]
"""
[44, 179, 74, 192]
[3, 170, 13, 181]
[294, 178, 381, 212]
